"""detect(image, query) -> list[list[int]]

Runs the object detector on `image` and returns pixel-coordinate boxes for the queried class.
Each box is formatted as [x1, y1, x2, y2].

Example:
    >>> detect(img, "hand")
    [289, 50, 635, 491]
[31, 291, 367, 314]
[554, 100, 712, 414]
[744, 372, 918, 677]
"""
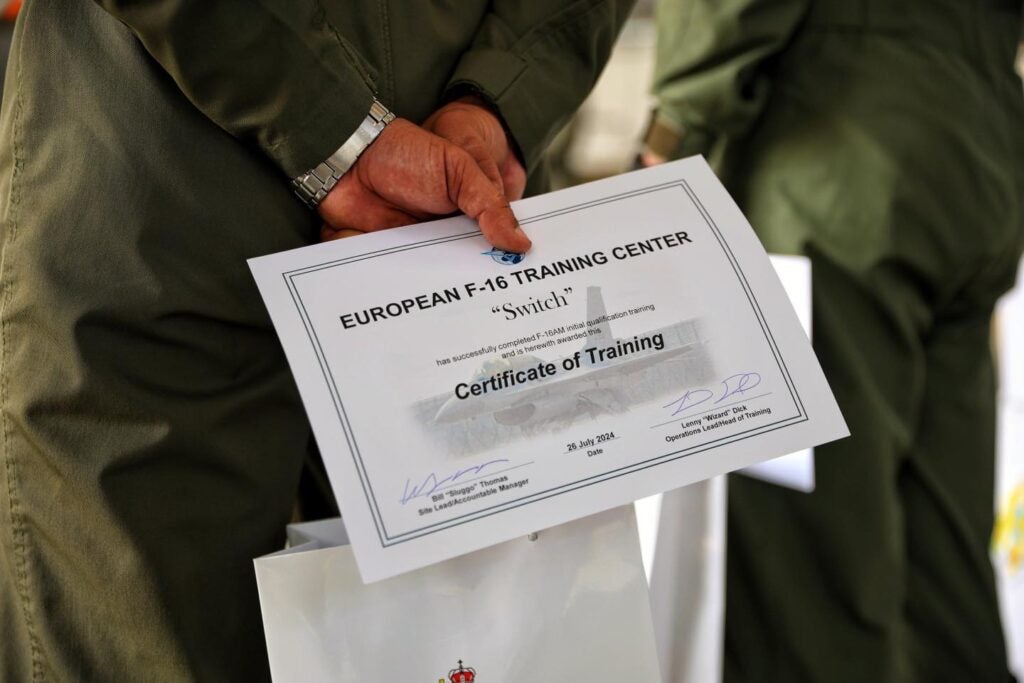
[639, 148, 668, 167]
[318, 118, 530, 253]
[423, 96, 526, 202]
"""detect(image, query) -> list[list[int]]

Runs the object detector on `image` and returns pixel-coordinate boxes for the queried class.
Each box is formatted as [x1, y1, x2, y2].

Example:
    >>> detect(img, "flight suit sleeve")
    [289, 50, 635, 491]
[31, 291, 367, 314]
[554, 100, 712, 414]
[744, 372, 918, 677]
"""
[645, 0, 810, 159]
[442, 0, 636, 172]
[92, 0, 377, 178]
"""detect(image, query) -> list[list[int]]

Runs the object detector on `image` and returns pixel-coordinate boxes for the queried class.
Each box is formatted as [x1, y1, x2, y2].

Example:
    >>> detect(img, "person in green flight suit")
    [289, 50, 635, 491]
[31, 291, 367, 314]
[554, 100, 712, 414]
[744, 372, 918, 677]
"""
[643, 0, 1023, 680]
[0, 1, 633, 680]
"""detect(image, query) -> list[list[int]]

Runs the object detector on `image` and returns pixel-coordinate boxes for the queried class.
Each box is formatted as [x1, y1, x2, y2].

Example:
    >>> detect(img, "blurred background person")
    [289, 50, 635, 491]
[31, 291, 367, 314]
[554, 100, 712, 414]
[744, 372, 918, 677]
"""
[640, 0, 1024, 681]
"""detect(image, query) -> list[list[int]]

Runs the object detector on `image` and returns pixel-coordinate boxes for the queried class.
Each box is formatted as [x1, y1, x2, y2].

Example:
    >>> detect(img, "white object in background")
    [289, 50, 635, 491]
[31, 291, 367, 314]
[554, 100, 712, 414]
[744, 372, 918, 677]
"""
[567, 17, 655, 177]
[635, 492, 663, 584]
[631, 255, 811, 683]
[255, 507, 661, 683]
[995, 257, 1024, 678]
[639, 477, 727, 683]
[1000, 261, 1024, 404]
[738, 255, 815, 492]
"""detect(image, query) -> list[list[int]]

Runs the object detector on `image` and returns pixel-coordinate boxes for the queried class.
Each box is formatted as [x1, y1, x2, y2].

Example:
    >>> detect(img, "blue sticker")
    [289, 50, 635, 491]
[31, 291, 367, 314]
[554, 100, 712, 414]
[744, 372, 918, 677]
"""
[482, 248, 525, 266]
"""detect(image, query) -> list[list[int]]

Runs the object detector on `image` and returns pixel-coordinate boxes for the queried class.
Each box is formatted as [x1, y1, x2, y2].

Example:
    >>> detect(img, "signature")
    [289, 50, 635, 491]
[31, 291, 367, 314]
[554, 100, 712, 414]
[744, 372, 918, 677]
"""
[663, 372, 762, 417]
[399, 458, 511, 505]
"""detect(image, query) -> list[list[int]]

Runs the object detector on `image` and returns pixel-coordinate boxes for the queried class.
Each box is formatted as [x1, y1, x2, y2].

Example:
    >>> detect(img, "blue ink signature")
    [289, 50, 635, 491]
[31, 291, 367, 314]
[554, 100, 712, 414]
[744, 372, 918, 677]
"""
[663, 372, 763, 417]
[715, 372, 762, 404]
[399, 458, 511, 505]
[663, 388, 714, 416]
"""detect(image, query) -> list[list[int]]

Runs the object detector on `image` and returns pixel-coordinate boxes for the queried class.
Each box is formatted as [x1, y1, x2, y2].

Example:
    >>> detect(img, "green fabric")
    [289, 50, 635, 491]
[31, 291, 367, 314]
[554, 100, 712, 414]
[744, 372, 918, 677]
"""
[445, 0, 635, 172]
[642, 111, 714, 161]
[0, 0, 631, 680]
[93, 0, 378, 179]
[650, 0, 810, 158]
[92, 0, 636, 179]
[652, 0, 1024, 680]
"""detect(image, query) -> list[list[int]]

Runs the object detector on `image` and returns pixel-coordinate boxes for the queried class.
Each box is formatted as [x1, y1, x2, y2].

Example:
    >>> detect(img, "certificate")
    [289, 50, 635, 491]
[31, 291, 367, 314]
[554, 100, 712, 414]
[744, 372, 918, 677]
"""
[249, 157, 848, 581]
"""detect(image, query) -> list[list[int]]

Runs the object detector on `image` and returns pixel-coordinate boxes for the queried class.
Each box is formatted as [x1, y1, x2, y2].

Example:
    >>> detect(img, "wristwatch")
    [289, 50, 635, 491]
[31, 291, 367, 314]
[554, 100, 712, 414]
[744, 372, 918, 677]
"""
[292, 98, 396, 209]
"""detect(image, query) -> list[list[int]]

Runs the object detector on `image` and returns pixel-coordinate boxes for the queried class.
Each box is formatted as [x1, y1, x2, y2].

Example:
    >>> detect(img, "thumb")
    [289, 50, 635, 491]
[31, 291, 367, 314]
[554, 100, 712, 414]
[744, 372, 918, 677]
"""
[444, 145, 531, 254]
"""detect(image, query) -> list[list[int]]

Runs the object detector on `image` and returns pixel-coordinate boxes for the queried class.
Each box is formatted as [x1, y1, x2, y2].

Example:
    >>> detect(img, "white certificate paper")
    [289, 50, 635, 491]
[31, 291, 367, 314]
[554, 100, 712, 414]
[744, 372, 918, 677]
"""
[249, 157, 848, 581]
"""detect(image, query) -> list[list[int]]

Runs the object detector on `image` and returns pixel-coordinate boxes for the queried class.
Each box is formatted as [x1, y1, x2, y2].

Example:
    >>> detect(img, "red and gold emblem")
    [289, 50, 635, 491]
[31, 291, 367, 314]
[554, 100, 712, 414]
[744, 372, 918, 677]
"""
[441, 660, 476, 683]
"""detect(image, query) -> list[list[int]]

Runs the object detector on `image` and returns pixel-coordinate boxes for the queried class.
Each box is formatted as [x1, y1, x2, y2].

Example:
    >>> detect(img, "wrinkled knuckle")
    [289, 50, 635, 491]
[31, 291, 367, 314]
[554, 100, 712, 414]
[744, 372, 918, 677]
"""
[462, 139, 488, 157]
[446, 142, 474, 167]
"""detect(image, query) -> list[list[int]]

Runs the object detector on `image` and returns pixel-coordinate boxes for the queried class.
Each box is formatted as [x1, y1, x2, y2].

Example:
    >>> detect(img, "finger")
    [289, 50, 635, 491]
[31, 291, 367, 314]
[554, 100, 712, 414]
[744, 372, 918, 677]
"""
[500, 153, 527, 201]
[641, 149, 668, 167]
[320, 226, 365, 242]
[423, 103, 507, 195]
[318, 174, 422, 232]
[460, 139, 505, 195]
[444, 146, 531, 253]
[358, 206, 422, 232]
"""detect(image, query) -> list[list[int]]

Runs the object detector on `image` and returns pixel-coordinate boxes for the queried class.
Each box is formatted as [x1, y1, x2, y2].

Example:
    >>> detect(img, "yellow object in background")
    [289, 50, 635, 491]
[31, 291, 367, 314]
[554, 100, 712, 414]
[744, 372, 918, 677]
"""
[994, 483, 1024, 576]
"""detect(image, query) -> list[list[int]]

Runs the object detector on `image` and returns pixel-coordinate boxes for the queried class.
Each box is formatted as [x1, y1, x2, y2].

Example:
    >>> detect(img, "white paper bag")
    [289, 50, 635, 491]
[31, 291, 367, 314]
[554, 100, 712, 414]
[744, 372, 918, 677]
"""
[739, 254, 815, 492]
[255, 506, 661, 682]
[995, 258, 1024, 677]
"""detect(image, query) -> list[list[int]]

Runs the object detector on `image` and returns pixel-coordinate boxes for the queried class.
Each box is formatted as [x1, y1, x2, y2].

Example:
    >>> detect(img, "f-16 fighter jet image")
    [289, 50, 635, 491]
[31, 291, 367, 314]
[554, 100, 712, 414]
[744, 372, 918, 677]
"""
[432, 286, 711, 429]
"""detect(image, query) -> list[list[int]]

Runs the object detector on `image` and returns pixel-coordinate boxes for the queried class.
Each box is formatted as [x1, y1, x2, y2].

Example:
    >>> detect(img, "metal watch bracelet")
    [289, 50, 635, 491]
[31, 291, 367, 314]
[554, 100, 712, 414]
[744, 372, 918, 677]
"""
[292, 98, 396, 209]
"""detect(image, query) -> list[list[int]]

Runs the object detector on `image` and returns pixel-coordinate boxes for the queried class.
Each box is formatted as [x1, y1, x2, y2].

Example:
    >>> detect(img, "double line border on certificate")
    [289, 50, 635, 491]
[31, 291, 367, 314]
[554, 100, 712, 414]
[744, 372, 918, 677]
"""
[281, 180, 808, 548]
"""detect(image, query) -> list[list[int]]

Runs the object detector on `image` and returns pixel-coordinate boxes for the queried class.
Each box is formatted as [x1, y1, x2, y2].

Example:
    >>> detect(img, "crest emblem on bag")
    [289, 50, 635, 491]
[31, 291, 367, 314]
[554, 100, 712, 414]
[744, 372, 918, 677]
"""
[439, 659, 476, 682]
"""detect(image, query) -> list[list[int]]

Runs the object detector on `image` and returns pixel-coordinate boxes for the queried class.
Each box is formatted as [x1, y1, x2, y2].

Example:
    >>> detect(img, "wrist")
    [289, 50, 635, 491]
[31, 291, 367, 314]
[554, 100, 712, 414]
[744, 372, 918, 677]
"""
[292, 98, 395, 209]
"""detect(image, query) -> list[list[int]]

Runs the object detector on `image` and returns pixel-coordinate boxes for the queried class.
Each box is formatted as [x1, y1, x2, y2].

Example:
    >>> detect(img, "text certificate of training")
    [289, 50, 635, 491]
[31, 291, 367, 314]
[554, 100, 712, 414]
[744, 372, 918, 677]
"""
[249, 157, 848, 582]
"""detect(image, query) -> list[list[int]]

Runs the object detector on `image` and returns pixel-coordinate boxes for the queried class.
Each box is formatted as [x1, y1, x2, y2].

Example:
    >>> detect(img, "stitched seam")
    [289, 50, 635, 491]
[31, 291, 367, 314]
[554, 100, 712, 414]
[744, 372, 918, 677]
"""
[259, 0, 377, 158]
[312, 0, 376, 93]
[378, 0, 394, 105]
[0, 17, 44, 681]
[263, 87, 357, 154]
[512, 0, 611, 56]
[455, 1, 612, 102]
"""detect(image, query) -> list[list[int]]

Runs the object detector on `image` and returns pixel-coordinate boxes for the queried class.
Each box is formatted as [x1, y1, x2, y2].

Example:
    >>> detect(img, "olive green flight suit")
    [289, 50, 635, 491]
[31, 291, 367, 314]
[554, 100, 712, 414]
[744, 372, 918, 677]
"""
[0, 1, 633, 680]
[648, 0, 1024, 681]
